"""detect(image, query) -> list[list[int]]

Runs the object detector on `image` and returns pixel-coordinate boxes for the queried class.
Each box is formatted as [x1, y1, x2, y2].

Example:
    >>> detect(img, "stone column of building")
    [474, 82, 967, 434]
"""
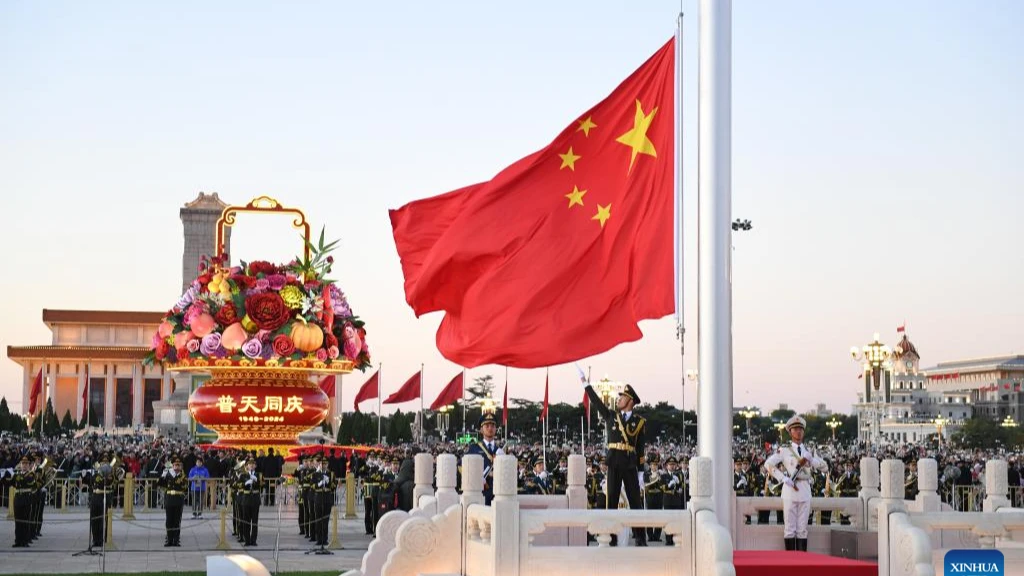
[132, 363, 143, 427]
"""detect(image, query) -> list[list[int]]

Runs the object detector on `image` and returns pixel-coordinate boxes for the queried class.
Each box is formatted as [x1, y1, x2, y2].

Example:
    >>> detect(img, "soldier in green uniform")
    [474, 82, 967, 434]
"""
[12, 456, 35, 548]
[905, 459, 919, 500]
[159, 457, 188, 547]
[295, 455, 309, 537]
[362, 452, 381, 535]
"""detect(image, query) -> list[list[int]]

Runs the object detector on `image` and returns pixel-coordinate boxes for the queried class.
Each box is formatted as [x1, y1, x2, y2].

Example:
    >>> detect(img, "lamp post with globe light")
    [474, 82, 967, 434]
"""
[851, 333, 895, 447]
[827, 418, 841, 442]
[933, 415, 948, 446]
[774, 421, 786, 444]
[739, 407, 759, 439]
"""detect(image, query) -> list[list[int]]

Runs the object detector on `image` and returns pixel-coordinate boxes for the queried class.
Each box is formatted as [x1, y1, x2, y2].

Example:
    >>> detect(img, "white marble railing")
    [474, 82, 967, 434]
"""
[880, 458, 1024, 576]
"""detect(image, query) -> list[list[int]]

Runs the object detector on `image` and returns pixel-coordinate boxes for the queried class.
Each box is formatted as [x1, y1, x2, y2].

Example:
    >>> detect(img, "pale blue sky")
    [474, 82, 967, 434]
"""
[1, 1, 1021, 417]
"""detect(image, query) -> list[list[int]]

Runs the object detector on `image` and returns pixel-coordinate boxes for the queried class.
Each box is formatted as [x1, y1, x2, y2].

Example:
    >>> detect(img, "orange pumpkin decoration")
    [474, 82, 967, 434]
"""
[291, 318, 324, 352]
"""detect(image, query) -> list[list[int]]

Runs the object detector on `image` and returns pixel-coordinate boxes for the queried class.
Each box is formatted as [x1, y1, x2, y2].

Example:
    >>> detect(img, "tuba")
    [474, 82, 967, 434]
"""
[35, 458, 58, 486]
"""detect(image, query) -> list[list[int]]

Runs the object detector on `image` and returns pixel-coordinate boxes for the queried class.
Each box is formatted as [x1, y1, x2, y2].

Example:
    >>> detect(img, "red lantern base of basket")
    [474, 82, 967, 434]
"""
[187, 367, 332, 450]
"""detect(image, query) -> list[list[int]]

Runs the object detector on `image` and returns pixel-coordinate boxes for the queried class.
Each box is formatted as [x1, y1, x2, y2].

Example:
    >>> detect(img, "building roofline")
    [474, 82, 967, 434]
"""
[42, 309, 165, 325]
[7, 345, 151, 361]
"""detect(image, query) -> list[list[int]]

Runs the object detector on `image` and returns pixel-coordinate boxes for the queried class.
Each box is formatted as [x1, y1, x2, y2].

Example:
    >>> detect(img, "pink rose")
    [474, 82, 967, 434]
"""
[315, 348, 328, 362]
[327, 345, 339, 359]
[186, 339, 200, 353]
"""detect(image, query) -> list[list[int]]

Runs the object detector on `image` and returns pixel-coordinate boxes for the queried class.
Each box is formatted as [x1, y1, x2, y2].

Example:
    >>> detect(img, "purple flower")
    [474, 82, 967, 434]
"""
[200, 333, 222, 356]
[255, 278, 270, 291]
[260, 342, 274, 359]
[330, 285, 352, 317]
[266, 274, 287, 290]
[176, 284, 198, 309]
[186, 339, 200, 353]
[241, 338, 263, 359]
[213, 345, 228, 358]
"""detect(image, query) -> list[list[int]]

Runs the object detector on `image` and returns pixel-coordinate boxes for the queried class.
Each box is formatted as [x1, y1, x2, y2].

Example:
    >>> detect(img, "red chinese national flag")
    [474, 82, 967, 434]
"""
[430, 372, 464, 411]
[353, 371, 379, 412]
[582, 389, 590, 422]
[28, 369, 42, 415]
[390, 39, 676, 368]
[384, 370, 422, 404]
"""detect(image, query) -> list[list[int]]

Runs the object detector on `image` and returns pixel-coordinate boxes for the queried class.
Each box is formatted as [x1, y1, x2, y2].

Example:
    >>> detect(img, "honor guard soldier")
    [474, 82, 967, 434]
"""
[240, 458, 262, 546]
[584, 382, 648, 546]
[466, 412, 503, 504]
[764, 416, 828, 551]
[12, 456, 35, 548]
[159, 458, 187, 547]
[296, 455, 309, 537]
[313, 454, 335, 548]
[905, 459, 919, 500]
[523, 458, 550, 495]
[30, 454, 45, 541]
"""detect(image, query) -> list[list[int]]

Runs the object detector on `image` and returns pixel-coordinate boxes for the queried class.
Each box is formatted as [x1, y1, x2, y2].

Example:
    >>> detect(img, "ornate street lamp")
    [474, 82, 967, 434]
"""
[774, 421, 786, 443]
[851, 333, 894, 447]
[826, 418, 841, 441]
[739, 407, 759, 438]
[1001, 415, 1017, 428]
[933, 415, 948, 445]
[481, 395, 496, 415]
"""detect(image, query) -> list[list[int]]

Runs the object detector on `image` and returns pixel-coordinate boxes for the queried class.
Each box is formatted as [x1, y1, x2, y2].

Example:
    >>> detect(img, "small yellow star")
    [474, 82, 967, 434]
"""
[565, 186, 587, 208]
[558, 146, 581, 171]
[577, 116, 597, 137]
[615, 99, 658, 173]
[592, 204, 611, 228]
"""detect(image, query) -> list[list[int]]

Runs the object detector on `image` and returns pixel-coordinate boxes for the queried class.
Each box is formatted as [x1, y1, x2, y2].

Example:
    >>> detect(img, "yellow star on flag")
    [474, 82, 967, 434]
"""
[565, 186, 587, 208]
[558, 147, 581, 171]
[592, 204, 611, 228]
[615, 99, 658, 173]
[577, 116, 597, 137]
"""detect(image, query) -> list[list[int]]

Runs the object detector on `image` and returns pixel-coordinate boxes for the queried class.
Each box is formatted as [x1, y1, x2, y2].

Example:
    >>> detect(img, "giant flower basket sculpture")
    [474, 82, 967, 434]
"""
[145, 196, 370, 451]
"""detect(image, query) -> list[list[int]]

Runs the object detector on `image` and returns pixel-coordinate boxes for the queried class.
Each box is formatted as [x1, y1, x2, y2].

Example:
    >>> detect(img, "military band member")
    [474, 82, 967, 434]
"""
[905, 460, 919, 500]
[313, 454, 335, 547]
[30, 454, 44, 541]
[662, 456, 684, 546]
[12, 456, 35, 548]
[296, 455, 309, 536]
[644, 453, 665, 542]
[159, 458, 187, 547]
[90, 454, 119, 549]
[362, 453, 382, 535]
[466, 413, 504, 505]
[764, 416, 828, 551]
[240, 459, 262, 546]
[523, 459, 550, 495]
[584, 382, 648, 546]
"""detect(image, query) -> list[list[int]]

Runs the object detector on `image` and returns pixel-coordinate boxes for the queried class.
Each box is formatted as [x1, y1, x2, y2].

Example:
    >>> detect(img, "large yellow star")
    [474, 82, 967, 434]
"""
[615, 99, 658, 173]
[565, 186, 586, 208]
[558, 147, 581, 171]
[592, 204, 611, 228]
[577, 116, 597, 137]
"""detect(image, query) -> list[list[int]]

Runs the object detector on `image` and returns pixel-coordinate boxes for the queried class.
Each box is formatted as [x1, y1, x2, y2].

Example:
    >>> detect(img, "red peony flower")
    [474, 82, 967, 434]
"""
[196, 273, 212, 285]
[248, 261, 278, 276]
[214, 302, 239, 326]
[155, 339, 170, 361]
[245, 292, 291, 331]
[325, 333, 338, 348]
[230, 274, 256, 289]
[272, 334, 296, 357]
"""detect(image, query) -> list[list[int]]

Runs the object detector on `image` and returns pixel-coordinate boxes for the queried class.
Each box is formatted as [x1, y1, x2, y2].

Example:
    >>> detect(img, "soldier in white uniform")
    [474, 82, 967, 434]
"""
[763, 416, 828, 551]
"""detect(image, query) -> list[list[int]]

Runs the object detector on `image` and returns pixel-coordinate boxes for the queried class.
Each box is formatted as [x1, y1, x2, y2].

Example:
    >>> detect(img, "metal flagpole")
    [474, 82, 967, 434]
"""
[676, 10, 688, 432]
[462, 369, 467, 434]
[697, 0, 734, 532]
[377, 363, 382, 445]
[420, 363, 425, 444]
[504, 366, 508, 444]
[586, 366, 592, 439]
[543, 367, 548, 471]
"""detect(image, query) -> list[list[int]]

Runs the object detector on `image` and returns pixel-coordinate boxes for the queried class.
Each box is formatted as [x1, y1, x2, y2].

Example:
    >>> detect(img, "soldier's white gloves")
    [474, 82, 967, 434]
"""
[783, 478, 794, 488]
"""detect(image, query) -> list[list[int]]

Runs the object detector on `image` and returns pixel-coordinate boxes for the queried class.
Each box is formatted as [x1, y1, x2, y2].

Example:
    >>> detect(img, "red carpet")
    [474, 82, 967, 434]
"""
[734, 550, 877, 576]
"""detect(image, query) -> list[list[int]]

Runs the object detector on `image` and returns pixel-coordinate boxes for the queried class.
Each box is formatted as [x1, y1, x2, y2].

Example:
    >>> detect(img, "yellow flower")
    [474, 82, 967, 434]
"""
[280, 285, 304, 309]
